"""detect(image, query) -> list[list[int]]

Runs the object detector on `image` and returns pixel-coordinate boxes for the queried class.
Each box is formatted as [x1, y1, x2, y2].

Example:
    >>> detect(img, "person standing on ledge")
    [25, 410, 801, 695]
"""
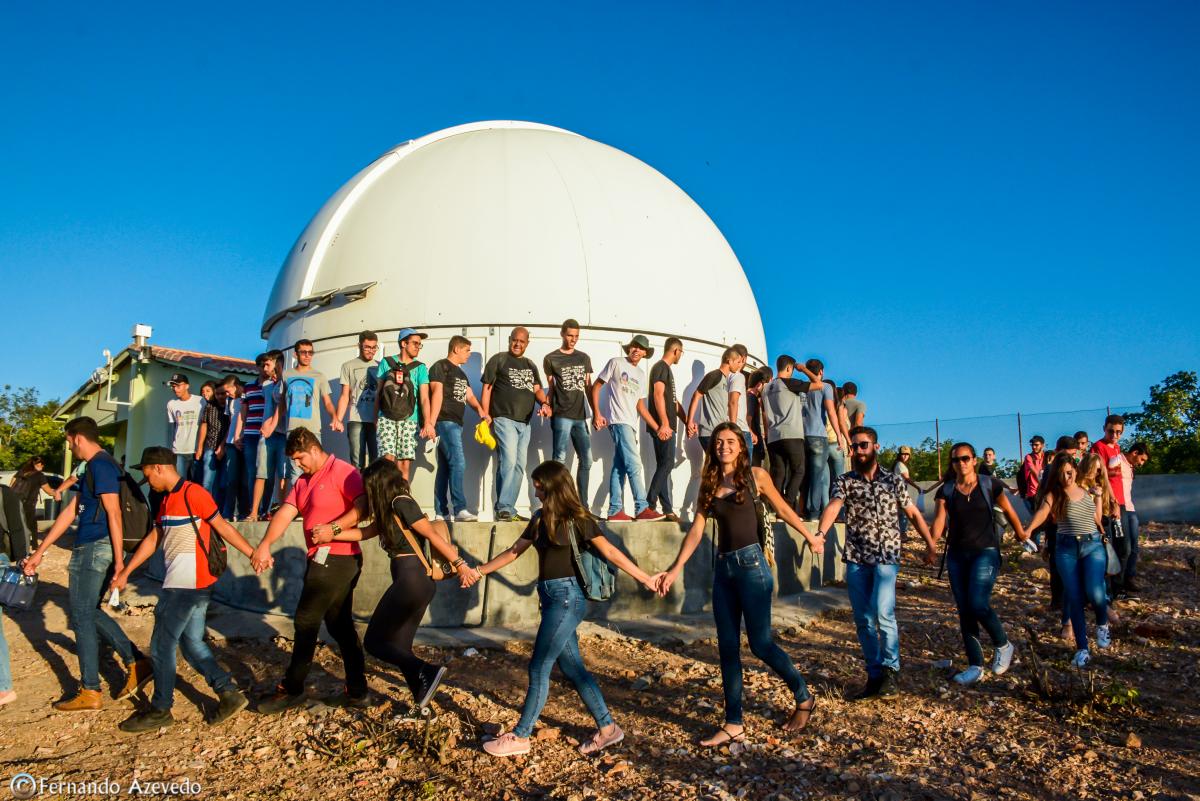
[543, 319, 594, 506]
[645, 337, 685, 522]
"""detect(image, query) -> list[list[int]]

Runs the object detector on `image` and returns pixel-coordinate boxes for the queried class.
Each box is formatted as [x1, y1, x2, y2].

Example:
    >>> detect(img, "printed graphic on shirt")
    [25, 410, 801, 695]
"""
[506, 367, 536, 392]
[287, 376, 316, 420]
[558, 364, 587, 393]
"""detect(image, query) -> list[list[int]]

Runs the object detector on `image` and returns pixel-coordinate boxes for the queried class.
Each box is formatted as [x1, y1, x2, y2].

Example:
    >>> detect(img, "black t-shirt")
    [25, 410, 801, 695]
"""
[202, 401, 224, 450]
[14, 471, 46, 505]
[379, 494, 428, 557]
[647, 360, 678, 428]
[429, 359, 470, 426]
[945, 478, 1006, 553]
[543, 350, 593, 421]
[519, 513, 602, 581]
[482, 353, 542, 422]
[978, 462, 995, 476]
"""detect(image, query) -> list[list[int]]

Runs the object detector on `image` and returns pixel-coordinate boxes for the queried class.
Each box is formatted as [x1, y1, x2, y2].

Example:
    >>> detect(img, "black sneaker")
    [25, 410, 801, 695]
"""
[119, 708, 175, 733]
[850, 675, 884, 701]
[496, 511, 514, 522]
[877, 668, 899, 698]
[510, 513, 529, 522]
[257, 685, 307, 715]
[210, 689, 249, 725]
[415, 665, 447, 710]
[321, 689, 372, 709]
[1124, 580, 1140, 594]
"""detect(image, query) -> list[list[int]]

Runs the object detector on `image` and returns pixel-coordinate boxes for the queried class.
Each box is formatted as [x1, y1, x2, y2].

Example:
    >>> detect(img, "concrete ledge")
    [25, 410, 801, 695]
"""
[149, 518, 849, 628]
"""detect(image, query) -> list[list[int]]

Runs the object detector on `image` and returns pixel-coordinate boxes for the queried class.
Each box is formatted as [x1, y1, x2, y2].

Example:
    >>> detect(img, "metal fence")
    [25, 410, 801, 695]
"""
[871, 404, 1143, 479]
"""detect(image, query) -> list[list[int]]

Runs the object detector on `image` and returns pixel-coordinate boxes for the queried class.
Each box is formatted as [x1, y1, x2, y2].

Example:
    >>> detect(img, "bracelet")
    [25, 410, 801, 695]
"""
[452, 557, 466, 569]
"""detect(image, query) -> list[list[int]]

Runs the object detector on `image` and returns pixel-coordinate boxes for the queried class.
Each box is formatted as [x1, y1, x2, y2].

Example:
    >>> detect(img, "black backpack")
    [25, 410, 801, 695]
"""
[84, 454, 152, 552]
[177, 482, 228, 578]
[379, 356, 421, 421]
[0, 485, 30, 563]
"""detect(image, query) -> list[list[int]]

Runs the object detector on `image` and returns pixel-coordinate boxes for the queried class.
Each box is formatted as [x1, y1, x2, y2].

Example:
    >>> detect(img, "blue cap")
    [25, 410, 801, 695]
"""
[397, 328, 428, 343]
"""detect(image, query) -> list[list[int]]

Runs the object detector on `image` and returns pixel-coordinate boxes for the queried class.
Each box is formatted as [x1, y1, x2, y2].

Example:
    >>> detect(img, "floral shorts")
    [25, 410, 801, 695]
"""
[378, 417, 418, 460]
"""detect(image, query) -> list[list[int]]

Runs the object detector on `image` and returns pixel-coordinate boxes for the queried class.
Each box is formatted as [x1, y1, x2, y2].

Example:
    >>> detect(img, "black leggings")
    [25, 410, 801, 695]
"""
[364, 556, 436, 697]
[284, 553, 367, 697]
[768, 439, 806, 511]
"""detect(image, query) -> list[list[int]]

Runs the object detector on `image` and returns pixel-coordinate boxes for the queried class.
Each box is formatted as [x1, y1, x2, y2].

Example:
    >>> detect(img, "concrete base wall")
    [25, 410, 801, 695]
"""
[150, 519, 847, 628]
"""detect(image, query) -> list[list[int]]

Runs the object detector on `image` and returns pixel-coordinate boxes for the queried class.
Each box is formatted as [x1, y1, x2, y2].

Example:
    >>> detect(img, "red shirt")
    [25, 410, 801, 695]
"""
[157, 480, 221, 590]
[1091, 440, 1125, 506]
[284, 455, 366, 558]
[1022, 453, 1044, 498]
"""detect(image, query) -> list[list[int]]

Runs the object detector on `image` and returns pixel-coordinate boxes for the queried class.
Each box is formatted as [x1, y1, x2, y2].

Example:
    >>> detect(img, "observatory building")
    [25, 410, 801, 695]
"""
[261, 121, 767, 518]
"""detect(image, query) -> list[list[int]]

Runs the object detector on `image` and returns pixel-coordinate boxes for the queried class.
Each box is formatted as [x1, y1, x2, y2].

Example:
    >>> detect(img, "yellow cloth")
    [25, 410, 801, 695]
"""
[474, 420, 497, 450]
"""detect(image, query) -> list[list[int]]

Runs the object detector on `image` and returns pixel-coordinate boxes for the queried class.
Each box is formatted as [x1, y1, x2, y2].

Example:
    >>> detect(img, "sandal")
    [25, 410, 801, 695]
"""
[699, 724, 746, 748]
[783, 695, 817, 732]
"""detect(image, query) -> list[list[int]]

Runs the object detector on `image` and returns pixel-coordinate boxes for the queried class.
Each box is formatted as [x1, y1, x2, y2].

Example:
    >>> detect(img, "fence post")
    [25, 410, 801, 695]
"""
[1017, 412, 1024, 460]
[935, 418, 941, 478]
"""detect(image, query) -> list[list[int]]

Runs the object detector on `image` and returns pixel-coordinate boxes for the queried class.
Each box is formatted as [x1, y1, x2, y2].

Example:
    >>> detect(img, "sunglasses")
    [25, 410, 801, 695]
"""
[953, 455, 973, 463]
[296, 349, 314, 355]
[851, 441, 874, 451]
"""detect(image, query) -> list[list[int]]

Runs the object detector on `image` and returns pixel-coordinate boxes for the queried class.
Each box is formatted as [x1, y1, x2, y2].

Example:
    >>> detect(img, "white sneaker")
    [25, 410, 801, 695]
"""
[454, 510, 479, 522]
[1072, 649, 1091, 669]
[1096, 624, 1112, 649]
[991, 642, 1015, 675]
[953, 666, 985, 685]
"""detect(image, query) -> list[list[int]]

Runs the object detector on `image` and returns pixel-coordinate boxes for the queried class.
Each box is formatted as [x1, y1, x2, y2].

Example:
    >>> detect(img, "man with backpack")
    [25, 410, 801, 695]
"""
[375, 328, 432, 482]
[107, 446, 256, 732]
[0, 481, 32, 707]
[23, 417, 152, 711]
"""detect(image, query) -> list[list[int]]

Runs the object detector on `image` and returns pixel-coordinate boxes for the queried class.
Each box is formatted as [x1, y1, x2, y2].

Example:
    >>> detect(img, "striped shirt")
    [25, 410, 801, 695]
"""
[242, 382, 265, 438]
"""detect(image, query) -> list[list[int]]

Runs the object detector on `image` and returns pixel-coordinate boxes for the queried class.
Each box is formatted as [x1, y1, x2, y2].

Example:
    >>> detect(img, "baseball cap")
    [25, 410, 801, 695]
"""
[898, 445, 913, 455]
[397, 328, 428, 343]
[165, 373, 189, 386]
[130, 446, 176, 471]
[1029, 435, 1045, 445]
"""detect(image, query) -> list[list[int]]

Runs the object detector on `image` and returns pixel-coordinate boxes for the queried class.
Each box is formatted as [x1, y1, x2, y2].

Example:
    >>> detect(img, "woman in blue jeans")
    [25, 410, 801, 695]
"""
[931, 443, 1029, 685]
[657, 422, 827, 746]
[1026, 454, 1109, 668]
[470, 460, 659, 758]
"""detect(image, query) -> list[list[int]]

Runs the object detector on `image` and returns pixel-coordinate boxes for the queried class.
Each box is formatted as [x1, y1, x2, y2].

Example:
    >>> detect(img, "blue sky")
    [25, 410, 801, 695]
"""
[2, 1, 1197, 426]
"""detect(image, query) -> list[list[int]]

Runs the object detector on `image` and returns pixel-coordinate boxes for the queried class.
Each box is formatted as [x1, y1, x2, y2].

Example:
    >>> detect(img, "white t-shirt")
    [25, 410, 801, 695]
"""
[225, 397, 242, 445]
[726, 371, 749, 431]
[167, 395, 204, 454]
[597, 357, 647, 428]
[1118, 454, 1135, 512]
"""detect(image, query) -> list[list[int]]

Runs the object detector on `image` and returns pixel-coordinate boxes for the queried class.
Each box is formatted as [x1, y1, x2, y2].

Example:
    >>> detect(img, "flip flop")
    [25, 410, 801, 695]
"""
[783, 695, 817, 732]
[699, 725, 746, 748]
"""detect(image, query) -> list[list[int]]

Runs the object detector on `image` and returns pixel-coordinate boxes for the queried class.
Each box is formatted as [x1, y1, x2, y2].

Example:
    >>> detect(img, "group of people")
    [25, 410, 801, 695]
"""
[157, 321, 869, 528]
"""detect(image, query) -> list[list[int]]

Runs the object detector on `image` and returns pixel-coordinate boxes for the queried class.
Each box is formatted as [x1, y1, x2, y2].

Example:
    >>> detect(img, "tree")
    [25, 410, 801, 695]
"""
[0, 385, 64, 472]
[1124, 371, 1200, 474]
[880, 438, 955, 482]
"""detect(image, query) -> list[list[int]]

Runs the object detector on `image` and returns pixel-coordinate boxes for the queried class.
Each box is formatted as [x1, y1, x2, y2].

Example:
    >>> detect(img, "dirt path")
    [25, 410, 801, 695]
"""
[1, 524, 1197, 801]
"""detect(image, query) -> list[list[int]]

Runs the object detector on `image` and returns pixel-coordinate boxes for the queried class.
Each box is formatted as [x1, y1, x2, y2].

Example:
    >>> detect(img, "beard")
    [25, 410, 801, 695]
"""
[852, 451, 877, 471]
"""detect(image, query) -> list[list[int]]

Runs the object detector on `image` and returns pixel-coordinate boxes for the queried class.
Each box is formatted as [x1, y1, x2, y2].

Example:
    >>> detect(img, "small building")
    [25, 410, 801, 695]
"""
[55, 330, 256, 471]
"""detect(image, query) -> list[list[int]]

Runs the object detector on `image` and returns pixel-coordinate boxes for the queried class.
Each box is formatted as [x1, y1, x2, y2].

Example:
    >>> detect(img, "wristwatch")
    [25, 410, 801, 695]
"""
[331, 523, 343, 536]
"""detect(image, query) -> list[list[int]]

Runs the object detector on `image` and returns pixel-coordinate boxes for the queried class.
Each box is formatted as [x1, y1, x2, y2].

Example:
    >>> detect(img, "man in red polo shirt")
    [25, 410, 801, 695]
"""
[252, 428, 368, 713]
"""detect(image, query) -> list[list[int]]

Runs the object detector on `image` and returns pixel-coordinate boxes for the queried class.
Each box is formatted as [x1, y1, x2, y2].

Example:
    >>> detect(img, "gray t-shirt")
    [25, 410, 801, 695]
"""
[283, 369, 332, 436]
[339, 357, 380, 424]
[802, 381, 835, 438]
[843, 396, 866, 426]
[727, 371, 749, 432]
[260, 380, 281, 433]
[763, 377, 810, 443]
[694, 369, 729, 437]
[167, 395, 204, 454]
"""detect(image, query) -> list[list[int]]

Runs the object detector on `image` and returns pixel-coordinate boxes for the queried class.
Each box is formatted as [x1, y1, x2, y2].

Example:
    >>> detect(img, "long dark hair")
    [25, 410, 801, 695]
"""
[698, 422, 750, 513]
[16, 456, 43, 477]
[530, 460, 591, 545]
[361, 458, 411, 550]
[1043, 452, 1078, 521]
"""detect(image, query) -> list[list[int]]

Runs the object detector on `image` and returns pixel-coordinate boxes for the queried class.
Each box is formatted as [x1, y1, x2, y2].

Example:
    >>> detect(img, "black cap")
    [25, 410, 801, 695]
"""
[1055, 435, 1077, 451]
[1029, 435, 1045, 445]
[165, 373, 189, 386]
[131, 446, 176, 471]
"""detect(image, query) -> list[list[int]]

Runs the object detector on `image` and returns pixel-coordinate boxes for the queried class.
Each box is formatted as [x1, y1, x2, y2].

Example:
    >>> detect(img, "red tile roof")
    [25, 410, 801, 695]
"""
[150, 346, 257, 375]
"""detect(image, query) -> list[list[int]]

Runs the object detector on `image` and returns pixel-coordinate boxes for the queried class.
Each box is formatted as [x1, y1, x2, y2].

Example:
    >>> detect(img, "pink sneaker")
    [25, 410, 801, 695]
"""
[0, 690, 15, 707]
[635, 508, 665, 522]
[579, 724, 624, 755]
[482, 732, 531, 757]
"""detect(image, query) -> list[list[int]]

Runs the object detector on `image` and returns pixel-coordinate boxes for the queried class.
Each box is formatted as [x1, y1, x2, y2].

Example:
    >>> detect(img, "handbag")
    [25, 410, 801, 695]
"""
[0, 565, 38, 611]
[1104, 539, 1122, 577]
[745, 467, 776, 568]
[396, 502, 455, 581]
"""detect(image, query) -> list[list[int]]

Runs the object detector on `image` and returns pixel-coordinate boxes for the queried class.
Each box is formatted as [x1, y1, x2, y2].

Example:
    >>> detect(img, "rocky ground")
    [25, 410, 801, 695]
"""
[1, 523, 1198, 801]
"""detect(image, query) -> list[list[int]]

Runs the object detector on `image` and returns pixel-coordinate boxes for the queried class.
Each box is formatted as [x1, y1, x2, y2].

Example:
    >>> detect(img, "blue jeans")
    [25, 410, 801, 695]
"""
[345, 421, 377, 470]
[514, 577, 612, 738]
[256, 433, 286, 513]
[607, 424, 648, 517]
[551, 416, 592, 504]
[67, 540, 139, 691]
[1056, 534, 1108, 650]
[845, 561, 900, 678]
[804, 436, 830, 518]
[150, 588, 234, 711]
[493, 417, 531, 516]
[199, 448, 221, 498]
[1120, 507, 1140, 585]
[242, 435, 260, 512]
[175, 453, 193, 481]
[0, 555, 10, 692]
[946, 548, 1008, 666]
[220, 444, 245, 519]
[434, 421, 467, 517]
[713, 544, 809, 724]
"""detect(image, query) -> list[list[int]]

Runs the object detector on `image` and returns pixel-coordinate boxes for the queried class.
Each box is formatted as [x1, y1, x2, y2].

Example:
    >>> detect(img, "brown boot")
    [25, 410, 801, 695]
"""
[116, 658, 154, 701]
[54, 689, 102, 711]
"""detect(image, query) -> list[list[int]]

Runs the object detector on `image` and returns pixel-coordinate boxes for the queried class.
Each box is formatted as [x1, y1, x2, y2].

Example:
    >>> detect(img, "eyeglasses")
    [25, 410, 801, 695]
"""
[953, 455, 973, 463]
[851, 441, 874, 451]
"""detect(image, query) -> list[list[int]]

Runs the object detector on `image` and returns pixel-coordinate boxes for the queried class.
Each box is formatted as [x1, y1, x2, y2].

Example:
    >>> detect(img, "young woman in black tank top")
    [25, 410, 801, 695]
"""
[656, 422, 827, 746]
